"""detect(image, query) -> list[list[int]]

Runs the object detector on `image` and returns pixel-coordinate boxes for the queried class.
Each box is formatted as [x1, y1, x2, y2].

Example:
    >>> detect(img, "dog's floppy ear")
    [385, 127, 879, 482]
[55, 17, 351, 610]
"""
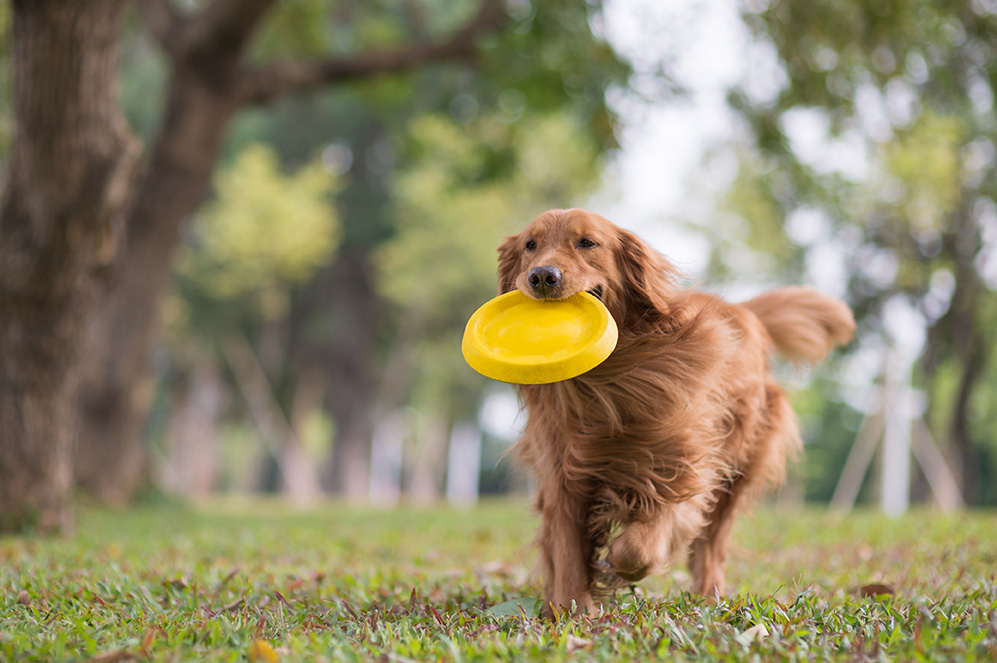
[497, 232, 522, 294]
[615, 228, 678, 316]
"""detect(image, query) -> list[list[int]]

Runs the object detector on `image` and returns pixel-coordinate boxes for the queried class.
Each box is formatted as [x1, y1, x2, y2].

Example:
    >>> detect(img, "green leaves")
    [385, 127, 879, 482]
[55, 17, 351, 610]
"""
[178, 143, 341, 320]
[880, 111, 966, 231]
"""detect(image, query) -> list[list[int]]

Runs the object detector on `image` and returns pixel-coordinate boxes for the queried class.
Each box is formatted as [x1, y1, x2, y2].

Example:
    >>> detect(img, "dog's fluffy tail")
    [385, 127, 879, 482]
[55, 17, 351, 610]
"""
[743, 286, 855, 365]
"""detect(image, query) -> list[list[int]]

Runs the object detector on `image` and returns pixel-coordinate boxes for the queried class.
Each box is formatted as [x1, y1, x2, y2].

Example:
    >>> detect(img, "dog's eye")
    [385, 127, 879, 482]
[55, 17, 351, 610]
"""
[577, 237, 597, 249]
[525, 239, 537, 251]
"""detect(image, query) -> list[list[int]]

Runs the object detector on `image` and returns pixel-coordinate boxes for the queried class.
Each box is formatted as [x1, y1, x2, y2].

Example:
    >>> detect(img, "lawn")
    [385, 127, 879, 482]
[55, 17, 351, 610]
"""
[1, 499, 995, 662]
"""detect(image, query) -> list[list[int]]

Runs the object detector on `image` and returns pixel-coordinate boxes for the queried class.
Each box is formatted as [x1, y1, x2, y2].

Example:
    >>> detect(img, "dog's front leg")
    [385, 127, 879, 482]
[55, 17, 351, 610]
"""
[537, 489, 596, 618]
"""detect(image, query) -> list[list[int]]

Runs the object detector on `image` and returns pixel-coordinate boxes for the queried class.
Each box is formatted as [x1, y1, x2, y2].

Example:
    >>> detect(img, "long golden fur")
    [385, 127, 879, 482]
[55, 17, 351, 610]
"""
[497, 209, 855, 617]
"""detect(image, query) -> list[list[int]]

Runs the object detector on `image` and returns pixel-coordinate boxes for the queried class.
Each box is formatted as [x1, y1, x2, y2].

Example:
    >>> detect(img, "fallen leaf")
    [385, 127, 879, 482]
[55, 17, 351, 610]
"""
[565, 635, 592, 652]
[140, 628, 165, 658]
[84, 650, 134, 663]
[223, 597, 246, 612]
[736, 623, 769, 645]
[248, 640, 279, 663]
[476, 560, 514, 576]
[213, 567, 239, 596]
[859, 583, 895, 598]
[164, 575, 189, 590]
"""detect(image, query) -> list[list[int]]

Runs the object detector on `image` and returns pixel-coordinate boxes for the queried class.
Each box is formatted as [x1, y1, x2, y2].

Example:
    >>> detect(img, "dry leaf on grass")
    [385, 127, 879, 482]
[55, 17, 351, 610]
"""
[565, 635, 593, 652]
[84, 650, 134, 663]
[249, 640, 280, 663]
[859, 583, 895, 598]
[737, 623, 769, 645]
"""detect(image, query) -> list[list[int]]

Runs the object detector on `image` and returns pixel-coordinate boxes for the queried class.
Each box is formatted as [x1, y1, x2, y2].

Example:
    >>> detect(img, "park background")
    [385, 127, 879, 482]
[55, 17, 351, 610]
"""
[3, 2, 997, 661]
[2, 0, 997, 530]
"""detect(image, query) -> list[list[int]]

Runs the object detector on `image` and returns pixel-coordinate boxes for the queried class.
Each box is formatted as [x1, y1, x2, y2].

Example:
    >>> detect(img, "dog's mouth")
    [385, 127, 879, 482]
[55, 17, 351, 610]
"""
[522, 269, 604, 301]
[527, 285, 604, 302]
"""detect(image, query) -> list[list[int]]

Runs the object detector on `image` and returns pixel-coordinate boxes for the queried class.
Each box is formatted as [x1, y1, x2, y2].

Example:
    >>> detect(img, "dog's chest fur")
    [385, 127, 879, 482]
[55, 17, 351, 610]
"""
[512, 310, 753, 525]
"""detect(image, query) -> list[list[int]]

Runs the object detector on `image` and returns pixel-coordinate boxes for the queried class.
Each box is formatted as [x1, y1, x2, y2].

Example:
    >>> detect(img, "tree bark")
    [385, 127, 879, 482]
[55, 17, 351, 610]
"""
[924, 211, 986, 505]
[946, 297, 985, 504]
[75, 61, 243, 503]
[0, 0, 138, 532]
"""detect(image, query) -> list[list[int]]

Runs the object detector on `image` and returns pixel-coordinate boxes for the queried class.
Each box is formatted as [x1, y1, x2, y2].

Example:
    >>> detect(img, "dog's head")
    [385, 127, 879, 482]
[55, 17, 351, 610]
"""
[497, 209, 679, 326]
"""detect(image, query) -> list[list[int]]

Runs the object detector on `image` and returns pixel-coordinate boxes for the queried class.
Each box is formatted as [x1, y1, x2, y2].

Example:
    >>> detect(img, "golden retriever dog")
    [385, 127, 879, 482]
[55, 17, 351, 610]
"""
[497, 208, 855, 617]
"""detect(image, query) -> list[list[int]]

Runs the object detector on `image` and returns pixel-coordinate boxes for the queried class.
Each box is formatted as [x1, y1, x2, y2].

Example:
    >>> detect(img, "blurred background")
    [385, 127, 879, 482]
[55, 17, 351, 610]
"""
[3, 0, 995, 516]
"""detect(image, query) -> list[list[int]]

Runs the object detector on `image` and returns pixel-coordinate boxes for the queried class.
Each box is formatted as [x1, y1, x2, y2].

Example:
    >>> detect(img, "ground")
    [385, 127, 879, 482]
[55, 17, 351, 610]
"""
[1, 499, 995, 662]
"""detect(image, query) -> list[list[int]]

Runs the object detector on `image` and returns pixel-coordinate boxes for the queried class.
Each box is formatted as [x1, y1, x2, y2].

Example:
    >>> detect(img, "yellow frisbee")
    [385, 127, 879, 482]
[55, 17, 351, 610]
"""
[461, 290, 619, 384]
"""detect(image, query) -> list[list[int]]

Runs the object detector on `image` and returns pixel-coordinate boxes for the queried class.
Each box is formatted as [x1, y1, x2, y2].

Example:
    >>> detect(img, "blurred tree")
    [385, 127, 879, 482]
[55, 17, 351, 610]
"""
[0, 1, 140, 532]
[370, 112, 603, 496]
[0, 0, 639, 527]
[0, 0, 511, 530]
[178, 143, 340, 316]
[165, 142, 339, 500]
[725, 0, 997, 503]
[150, 0, 634, 500]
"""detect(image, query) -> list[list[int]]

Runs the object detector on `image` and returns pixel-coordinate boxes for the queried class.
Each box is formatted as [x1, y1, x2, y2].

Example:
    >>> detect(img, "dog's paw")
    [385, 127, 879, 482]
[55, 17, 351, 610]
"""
[591, 558, 632, 591]
[605, 521, 667, 582]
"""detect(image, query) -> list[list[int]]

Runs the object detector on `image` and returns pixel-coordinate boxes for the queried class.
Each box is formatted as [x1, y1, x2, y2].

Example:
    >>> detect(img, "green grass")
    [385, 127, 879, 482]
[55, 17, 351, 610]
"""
[2, 499, 995, 662]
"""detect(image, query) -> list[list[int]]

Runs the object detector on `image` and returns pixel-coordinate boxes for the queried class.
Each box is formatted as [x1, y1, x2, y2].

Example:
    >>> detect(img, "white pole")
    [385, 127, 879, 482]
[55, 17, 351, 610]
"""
[880, 349, 912, 516]
[446, 423, 481, 507]
[369, 411, 404, 506]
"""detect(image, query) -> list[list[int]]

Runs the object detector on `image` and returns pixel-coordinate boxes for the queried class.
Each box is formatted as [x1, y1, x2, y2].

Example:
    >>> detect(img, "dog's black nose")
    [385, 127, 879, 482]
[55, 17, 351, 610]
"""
[528, 266, 562, 291]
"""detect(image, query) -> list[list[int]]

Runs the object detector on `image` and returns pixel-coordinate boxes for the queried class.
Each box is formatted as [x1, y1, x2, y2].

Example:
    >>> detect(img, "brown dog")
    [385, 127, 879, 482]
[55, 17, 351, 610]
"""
[497, 209, 854, 616]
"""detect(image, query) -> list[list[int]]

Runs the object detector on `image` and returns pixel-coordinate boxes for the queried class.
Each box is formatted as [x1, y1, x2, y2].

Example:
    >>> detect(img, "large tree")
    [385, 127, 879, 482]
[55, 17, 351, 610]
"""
[0, 1, 138, 532]
[0, 0, 506, 530]
[728, 0, 997, 502]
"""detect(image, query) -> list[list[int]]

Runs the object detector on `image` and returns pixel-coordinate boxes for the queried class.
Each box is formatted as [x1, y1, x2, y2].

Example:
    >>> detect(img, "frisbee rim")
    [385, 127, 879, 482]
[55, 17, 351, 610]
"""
[461, 290, 618, 384]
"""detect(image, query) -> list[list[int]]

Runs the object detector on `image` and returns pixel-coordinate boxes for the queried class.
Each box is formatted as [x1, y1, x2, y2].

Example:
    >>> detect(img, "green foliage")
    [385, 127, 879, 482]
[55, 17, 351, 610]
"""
[379, 113, 599, 314]
[252, 0, 329, 58]
[2, 502, 996, 662]
[177, 143, 340, 321]
[375, 111, 601, 418]
[790, 380, 864, 503]
[880, 112, 965, 231]
[725, 0, 997, 502]
[475, 1, 633, 151]
[715, 151, 798, 280]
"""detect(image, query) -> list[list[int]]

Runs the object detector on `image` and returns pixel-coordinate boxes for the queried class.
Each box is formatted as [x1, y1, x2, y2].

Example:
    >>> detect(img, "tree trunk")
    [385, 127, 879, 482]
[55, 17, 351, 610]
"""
[323, 249, 382, 499]
[406, 415, 450, 504]
[75, 59, 242, 503]
[947, 328, 985, 504]
[0, 0, 137, 532]
[927, 212, 986, 505]
[161, 360, 224, 497]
